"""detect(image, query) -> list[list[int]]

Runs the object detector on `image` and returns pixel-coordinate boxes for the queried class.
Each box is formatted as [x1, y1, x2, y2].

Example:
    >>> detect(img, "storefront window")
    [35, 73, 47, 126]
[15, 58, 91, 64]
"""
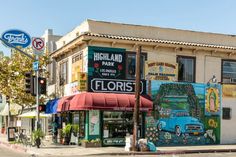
[126, 53, 146, 79]
[103, 111, 143, 145]
[72, 111, 85, 138]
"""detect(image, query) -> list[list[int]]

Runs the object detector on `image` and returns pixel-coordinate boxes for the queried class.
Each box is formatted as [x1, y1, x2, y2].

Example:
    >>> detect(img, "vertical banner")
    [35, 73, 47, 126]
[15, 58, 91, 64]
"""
[205, 84, 221, 116]
[89, 110, 100, 135]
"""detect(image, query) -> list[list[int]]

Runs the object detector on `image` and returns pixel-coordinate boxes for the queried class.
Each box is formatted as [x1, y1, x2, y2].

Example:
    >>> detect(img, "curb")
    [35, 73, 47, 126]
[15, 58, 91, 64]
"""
[91, 149, 236, 156]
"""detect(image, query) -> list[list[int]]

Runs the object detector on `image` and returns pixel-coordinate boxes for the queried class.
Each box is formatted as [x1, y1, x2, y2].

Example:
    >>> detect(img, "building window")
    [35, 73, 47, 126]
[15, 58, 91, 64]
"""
[48, 59, 56, 85]
[222, 60, 236, 83]
[177, 56, 196, 82]
[222, 107, 231, 120]
[59, 61, 68, 85]
[126, 53, 146, 79]
[0, 94, 2, 103]
[72, 52, 83, 82]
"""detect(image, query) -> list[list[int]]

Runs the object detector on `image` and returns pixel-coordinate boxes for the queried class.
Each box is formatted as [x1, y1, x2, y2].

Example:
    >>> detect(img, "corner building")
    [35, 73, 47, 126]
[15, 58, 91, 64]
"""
[47, 19, 236, 146]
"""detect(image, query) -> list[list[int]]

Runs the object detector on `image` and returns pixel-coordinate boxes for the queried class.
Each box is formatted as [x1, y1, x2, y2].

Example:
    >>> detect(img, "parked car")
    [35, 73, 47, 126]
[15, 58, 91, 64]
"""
[157, 110, 204, 136]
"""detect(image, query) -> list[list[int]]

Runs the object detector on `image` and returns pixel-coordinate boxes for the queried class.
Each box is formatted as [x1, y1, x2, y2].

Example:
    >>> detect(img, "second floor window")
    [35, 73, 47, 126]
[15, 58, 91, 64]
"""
[59, 61, 68, 85]
[126, 53, 146, 79]
[177, 56, 196, 82]
[222, 60, 236, 83]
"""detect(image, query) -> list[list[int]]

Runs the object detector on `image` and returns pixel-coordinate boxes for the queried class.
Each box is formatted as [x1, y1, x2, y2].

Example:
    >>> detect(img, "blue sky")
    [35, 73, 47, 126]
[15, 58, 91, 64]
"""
[1, 0, 236, 56]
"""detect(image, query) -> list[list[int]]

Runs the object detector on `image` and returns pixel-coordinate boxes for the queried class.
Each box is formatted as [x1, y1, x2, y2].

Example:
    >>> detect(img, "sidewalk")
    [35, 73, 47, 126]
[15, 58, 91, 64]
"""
[1, 133, 236, 156]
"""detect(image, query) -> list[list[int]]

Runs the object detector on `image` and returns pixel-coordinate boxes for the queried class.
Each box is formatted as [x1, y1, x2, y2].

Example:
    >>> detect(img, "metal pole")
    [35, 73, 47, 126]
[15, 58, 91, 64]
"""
[36, 55, 40, 130]
[0, 38, 34, 60]
[132, 45, 141, 151]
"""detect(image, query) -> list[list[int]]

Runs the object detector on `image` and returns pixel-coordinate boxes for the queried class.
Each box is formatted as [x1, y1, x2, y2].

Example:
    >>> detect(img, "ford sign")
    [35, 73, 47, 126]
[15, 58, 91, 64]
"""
[1, 29, 31, 48]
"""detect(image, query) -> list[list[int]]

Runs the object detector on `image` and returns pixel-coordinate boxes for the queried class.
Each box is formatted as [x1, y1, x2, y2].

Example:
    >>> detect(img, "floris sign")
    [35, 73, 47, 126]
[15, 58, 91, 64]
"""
[88, 46, 125, 79]
[88, 78, 146, 94]
[1, 29, 31, 48]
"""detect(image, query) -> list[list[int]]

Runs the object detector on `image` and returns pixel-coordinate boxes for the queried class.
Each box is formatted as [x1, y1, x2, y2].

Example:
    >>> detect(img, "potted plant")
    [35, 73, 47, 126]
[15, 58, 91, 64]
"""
[62, 124, 72, 145]
[81, 138, 101, 148]
[32, 129, 45, 148]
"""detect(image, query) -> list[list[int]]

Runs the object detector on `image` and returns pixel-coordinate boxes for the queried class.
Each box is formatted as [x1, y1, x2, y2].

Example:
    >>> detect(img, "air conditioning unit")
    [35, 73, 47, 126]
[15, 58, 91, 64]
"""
[223, 78, 231, 83]
[231, 78, 236, 83]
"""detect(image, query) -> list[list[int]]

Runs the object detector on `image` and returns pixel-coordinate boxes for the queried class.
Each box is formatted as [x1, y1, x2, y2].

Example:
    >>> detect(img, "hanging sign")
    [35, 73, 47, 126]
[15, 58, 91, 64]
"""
[1, 29, 31, 48]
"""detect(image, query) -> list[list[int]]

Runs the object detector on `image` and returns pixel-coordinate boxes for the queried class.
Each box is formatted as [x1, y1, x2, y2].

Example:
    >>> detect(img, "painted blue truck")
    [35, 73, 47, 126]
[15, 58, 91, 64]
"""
[157, 110, 204, 136]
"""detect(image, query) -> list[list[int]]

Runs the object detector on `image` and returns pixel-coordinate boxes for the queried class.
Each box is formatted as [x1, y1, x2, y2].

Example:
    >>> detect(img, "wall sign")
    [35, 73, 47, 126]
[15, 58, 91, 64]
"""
[1, 29, 31, 48]
[88, 46, 125, 79]
[145, 61, 178, 81]
[88, 77, 146, 94]
[103, 138, 125, 146]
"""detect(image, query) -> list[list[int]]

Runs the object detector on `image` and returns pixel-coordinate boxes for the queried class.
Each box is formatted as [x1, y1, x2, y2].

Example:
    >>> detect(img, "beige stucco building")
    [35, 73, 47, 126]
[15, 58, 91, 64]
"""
[47, 19, 236, 145]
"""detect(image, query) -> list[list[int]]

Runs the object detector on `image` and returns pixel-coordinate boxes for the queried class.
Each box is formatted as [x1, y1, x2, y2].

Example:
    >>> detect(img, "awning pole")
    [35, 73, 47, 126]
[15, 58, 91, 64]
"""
[132, 45, 141, 151]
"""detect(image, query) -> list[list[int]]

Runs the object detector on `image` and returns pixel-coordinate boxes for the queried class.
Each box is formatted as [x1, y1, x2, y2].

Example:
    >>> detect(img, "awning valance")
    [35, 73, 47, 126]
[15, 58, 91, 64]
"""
[58, 92, 153, 112]
[45, 98, 59, 114]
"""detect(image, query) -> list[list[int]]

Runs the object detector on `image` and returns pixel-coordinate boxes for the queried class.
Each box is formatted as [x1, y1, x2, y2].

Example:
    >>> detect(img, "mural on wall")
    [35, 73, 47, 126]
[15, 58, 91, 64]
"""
[146, 81, 221, 146]
[205, 84, 221, 116]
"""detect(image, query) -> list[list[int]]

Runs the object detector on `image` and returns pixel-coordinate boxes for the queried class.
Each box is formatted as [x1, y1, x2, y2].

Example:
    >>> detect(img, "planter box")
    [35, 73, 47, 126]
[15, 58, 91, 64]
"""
[81, 142, 101, 148]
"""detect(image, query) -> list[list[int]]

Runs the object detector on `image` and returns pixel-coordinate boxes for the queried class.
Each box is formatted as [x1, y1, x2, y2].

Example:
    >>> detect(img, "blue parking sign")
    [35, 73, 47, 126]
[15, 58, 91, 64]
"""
[33, 61, 39, 71]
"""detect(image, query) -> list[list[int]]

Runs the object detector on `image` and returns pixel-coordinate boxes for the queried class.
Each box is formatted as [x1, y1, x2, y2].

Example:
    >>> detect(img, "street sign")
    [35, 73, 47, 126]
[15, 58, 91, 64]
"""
[1, 29, 31, 48]
[33, 61, 39, 71]
[32, 37, 45, 54]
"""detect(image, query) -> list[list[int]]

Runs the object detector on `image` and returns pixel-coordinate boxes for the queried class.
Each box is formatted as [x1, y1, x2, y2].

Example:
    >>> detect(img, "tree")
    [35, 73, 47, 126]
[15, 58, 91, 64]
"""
[0, 48, 50, 114]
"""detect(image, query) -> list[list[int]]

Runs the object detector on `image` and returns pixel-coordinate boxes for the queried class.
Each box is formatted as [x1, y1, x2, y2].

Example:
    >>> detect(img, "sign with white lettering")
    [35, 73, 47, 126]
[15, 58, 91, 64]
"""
[88, 46, 125, 79]
[1, 29, 31, 48]
[88, 77, 146, 94]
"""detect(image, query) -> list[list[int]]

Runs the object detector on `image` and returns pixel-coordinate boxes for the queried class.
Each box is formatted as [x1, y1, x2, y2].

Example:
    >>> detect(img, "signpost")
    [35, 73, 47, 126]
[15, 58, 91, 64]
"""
[32, 37, 45, 130]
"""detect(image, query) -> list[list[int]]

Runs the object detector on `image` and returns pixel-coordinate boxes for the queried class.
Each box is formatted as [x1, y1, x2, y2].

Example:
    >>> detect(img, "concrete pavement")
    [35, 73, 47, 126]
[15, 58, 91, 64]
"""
[1, 133, 236, 156]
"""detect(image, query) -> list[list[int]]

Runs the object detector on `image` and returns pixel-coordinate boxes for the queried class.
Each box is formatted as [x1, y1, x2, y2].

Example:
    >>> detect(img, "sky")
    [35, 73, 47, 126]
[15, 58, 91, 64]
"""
[1, 0, 236, 56]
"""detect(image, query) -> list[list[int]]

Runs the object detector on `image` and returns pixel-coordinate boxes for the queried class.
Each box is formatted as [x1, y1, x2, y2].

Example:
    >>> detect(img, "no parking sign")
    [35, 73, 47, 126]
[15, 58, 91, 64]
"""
[32, 37, 45, 55]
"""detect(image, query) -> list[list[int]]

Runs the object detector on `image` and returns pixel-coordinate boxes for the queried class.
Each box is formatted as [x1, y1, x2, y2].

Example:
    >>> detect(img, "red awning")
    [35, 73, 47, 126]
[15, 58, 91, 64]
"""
[57, 95, 75, 112]
[66, 92, 153, 111]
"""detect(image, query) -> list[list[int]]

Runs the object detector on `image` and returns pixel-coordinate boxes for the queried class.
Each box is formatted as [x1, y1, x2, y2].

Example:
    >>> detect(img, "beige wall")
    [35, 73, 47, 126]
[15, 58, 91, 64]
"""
[221, 98, 236, 144]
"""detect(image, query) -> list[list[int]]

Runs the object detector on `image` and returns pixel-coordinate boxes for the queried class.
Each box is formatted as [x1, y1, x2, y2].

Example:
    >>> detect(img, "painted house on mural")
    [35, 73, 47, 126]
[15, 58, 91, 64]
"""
[45, 19, 236, 146]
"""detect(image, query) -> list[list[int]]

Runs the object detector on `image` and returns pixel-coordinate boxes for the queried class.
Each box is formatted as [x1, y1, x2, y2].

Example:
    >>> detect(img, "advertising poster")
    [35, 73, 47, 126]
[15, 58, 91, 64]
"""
[89, 110, 100, 135]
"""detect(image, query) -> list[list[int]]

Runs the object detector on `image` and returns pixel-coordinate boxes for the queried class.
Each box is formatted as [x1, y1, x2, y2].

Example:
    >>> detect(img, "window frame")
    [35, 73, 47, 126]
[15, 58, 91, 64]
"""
[177, 55, 196, 83]
[59, 60, 68, 85]
[222, 107, 231, 120]
[125, 51, 147, 80]
[221, 59, 236, 84]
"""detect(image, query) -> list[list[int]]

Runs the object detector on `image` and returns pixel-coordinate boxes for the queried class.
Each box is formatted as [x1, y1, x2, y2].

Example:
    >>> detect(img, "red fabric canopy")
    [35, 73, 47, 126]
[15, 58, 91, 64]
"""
[57, 95, 75, 112]
[61, 92, 153, 112]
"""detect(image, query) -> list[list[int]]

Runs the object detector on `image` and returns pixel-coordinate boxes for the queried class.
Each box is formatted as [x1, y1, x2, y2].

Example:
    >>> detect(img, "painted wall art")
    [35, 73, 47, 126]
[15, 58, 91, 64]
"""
[146, 81, 221, 146]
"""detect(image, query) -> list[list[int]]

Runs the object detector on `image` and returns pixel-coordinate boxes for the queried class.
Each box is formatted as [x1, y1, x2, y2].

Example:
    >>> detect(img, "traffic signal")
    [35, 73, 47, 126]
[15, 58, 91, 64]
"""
[39, 104, 46, 112]
[38, 77, 47, 95]
[25, 72, 34, 95]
